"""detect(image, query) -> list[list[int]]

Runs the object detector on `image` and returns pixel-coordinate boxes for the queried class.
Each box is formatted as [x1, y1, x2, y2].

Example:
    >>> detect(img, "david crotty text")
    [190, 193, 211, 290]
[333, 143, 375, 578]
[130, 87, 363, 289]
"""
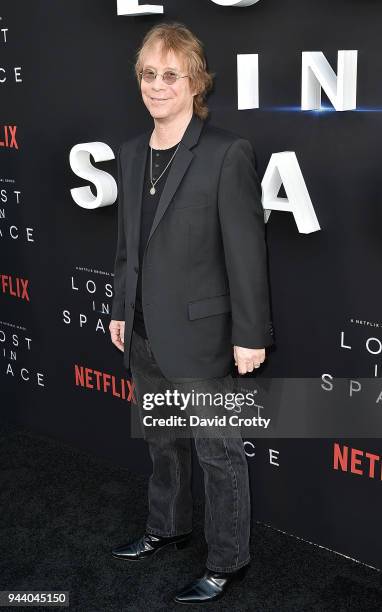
[142, 415, 271, 428]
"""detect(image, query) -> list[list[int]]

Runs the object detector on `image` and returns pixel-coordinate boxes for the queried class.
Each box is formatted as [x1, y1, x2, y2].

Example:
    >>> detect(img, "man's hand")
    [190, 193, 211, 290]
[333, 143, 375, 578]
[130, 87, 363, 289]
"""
[109, 319, 125, 352]
[233, 345, 266, 374]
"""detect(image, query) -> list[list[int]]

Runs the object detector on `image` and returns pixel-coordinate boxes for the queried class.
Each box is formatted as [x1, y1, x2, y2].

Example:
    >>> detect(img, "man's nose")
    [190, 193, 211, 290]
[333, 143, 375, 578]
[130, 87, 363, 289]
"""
[152, 77, 165, 91]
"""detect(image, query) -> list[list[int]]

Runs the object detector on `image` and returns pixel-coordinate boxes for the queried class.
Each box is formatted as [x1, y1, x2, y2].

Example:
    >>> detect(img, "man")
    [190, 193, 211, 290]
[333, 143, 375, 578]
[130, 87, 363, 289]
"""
[109, 22, 274, 604]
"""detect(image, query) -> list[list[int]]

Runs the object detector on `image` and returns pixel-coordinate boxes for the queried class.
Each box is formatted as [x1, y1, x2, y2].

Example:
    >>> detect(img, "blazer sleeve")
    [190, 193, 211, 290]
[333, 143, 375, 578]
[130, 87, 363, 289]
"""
[217, 138, 274, 349]
[111, 143, 127, 321]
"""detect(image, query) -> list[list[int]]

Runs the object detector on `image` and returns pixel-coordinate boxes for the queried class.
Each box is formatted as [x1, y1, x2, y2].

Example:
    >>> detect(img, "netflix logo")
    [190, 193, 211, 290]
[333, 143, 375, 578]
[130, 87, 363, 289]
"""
[0, 125, 18, 149]
[74, 364, 137, 403]
[333, 443, 382, 480]
[1, 274, 29, 301]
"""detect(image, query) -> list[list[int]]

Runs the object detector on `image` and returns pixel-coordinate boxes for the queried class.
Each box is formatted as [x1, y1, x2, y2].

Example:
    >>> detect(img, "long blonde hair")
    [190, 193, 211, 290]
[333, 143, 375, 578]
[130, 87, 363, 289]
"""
[134, 22, 215, 120]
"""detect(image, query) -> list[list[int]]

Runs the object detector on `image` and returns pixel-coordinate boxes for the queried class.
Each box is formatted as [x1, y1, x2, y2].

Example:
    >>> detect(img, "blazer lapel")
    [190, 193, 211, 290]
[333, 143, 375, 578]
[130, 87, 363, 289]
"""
[127, 113, 206, 257]
[128, 132, 150, 259]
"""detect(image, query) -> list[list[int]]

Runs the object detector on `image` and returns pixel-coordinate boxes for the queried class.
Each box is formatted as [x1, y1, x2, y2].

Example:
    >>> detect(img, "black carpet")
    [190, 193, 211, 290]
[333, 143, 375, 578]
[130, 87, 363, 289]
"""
[1, 420, 381, 612]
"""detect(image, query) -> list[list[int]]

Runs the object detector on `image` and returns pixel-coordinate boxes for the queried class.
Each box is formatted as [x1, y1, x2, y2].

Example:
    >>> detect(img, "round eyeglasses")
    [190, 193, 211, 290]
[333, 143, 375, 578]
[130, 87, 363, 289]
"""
[139, 69, 189, 86]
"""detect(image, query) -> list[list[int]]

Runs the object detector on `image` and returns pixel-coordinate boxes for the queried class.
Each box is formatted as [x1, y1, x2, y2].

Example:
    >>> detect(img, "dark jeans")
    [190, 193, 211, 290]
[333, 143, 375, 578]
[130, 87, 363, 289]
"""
[129, 328, 251, 572]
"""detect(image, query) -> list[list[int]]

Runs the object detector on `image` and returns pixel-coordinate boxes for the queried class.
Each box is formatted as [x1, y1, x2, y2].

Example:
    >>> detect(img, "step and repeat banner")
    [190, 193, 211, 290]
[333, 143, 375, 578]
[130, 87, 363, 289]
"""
[1, 0, 381, 569]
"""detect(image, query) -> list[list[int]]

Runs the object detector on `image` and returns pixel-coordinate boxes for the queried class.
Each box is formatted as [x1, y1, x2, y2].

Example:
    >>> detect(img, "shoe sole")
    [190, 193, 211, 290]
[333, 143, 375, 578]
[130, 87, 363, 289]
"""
[111, 535, 191, 562]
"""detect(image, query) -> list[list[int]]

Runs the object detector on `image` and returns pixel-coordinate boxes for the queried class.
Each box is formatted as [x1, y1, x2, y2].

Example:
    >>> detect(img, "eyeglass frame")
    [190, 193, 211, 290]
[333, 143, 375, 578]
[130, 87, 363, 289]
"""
[139, 69, 190, 85]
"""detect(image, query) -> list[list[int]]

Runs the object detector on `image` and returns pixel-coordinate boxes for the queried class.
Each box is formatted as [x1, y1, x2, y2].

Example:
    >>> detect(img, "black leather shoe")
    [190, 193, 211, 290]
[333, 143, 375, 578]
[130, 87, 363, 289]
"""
[173, 563, 250, 604]
[111, 531, 192, 562]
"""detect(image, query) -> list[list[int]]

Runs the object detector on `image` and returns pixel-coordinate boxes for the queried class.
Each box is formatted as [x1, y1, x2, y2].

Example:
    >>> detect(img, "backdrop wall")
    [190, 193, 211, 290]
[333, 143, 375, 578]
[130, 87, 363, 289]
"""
[1, 0, 381, 570]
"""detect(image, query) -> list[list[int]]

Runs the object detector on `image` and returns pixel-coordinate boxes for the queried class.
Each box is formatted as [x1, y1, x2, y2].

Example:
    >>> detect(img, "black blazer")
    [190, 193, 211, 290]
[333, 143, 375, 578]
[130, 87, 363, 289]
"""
[111, 112, 274, 380]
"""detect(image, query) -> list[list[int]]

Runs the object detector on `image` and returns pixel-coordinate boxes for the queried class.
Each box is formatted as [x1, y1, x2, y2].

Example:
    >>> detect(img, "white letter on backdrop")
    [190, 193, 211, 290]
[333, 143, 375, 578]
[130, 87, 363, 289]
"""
[117, 0, 163, 15]
[237, 54, 259, 109]
[261, 152, 320, 234]
[210, 0, 261, 6]
[117, 0, 261, 13]
[70, 143, 117, 210]
[301, 50, 358, 111]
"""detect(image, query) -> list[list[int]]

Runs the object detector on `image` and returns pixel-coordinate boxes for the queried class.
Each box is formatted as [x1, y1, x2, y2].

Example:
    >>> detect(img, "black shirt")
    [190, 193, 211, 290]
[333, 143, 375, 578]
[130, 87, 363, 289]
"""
[133, 141, 180, 338]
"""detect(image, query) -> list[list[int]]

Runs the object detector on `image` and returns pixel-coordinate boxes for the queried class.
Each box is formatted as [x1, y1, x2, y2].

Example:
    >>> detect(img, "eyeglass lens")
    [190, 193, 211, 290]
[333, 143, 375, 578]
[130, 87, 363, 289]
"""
[141, 70, 177, 85]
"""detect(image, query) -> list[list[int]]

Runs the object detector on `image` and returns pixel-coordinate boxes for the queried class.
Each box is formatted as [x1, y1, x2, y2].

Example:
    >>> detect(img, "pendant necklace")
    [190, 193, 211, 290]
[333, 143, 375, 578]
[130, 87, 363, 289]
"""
[149, 141, 180, 195]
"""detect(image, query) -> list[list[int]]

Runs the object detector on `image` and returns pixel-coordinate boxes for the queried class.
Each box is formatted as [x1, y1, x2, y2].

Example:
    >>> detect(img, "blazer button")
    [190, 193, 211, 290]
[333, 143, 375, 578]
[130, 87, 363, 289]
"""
[134, 265, 138, 274]
[130, 302, 135, 309]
